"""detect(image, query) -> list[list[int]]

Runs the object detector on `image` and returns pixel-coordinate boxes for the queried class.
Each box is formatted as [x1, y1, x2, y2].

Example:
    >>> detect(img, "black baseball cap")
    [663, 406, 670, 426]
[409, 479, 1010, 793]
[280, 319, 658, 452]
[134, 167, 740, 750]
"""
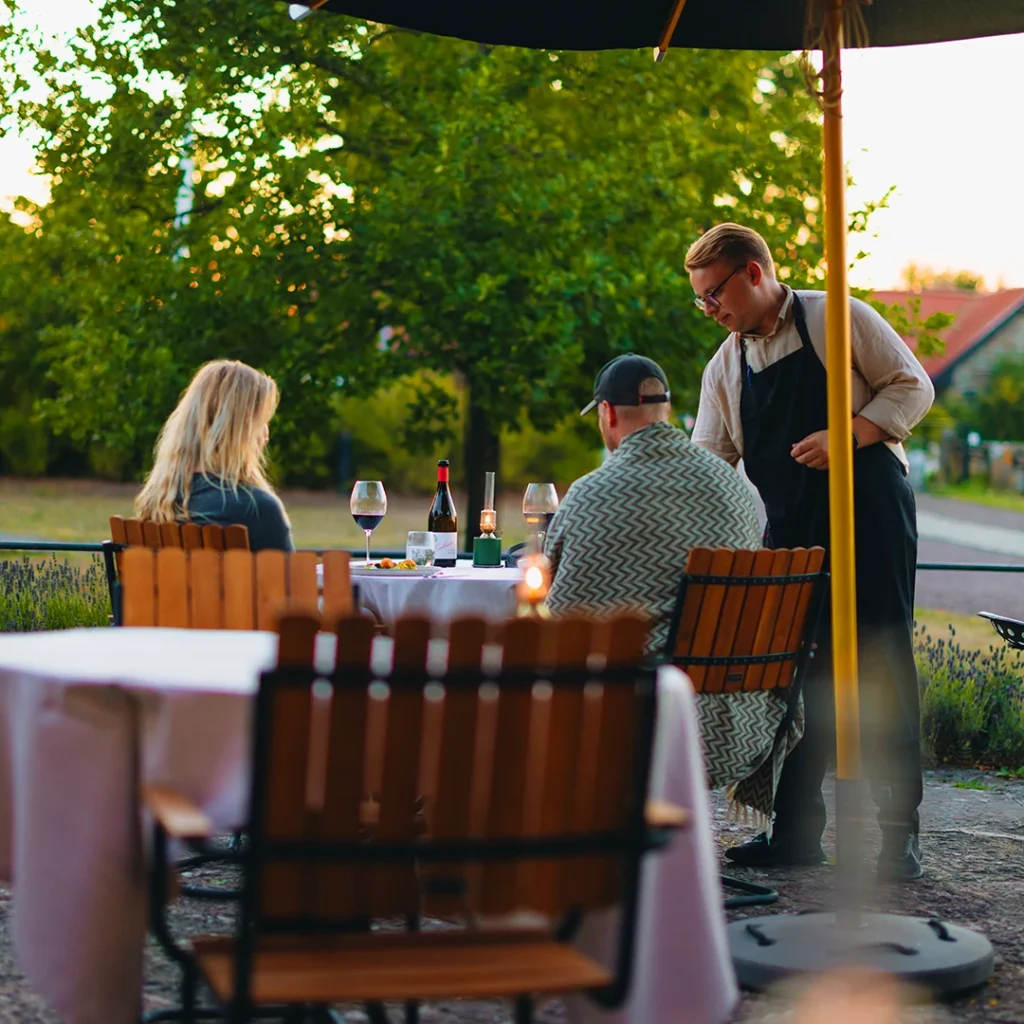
[579, 354, 671, 416]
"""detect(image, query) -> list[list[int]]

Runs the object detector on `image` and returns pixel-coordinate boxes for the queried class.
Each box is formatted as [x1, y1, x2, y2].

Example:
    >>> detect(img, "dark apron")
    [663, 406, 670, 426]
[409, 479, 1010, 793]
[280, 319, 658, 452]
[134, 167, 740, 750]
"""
[740, 294, 922, 840]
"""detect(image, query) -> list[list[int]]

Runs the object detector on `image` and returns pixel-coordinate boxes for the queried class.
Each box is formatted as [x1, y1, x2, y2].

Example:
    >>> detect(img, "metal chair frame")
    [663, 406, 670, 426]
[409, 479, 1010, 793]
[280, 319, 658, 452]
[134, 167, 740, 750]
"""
[979, 610, 1024, 650]
[664, 558, 829, 909]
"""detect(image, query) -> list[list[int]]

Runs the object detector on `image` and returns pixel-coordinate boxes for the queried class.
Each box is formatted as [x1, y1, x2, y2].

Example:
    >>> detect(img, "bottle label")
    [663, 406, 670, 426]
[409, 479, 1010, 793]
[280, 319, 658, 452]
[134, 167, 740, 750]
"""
[433, 531, 458, 561]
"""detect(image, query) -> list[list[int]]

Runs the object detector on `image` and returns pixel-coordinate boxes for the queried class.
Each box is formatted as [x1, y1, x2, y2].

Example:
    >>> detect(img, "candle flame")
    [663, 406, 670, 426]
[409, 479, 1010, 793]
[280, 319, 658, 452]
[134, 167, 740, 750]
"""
[525, 565, 544, 591]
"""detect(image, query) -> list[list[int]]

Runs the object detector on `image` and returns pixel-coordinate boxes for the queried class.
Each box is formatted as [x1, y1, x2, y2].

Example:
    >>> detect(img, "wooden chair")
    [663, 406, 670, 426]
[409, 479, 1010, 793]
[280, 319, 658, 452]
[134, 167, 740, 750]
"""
[663, 546, 828, 908]
[117, 547, 353, 630]
[143, 612, 687, 1024]
[109, 514, 250, 552]
[106, 516, 250, 620]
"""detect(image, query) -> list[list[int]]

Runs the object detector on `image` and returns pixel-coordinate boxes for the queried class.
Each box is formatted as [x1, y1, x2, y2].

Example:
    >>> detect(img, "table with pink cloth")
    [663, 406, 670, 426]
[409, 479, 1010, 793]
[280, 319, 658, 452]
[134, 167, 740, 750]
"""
[0, 627, 738, 1024]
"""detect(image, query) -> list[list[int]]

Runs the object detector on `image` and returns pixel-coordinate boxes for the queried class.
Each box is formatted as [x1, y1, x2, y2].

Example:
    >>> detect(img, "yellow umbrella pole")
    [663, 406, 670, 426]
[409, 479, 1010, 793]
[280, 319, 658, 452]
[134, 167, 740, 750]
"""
[821, 2, 863, 905]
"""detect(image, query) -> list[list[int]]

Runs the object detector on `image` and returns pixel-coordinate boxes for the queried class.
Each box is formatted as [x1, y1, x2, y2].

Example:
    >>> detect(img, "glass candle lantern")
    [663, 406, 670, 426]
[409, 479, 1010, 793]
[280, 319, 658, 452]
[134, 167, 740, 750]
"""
[472, 471, 502, 567]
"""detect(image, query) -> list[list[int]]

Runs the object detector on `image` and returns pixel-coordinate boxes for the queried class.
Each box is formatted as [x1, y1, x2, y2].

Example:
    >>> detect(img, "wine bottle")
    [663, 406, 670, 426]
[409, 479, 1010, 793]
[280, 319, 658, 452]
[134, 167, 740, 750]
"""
[428, 459, 458, 567]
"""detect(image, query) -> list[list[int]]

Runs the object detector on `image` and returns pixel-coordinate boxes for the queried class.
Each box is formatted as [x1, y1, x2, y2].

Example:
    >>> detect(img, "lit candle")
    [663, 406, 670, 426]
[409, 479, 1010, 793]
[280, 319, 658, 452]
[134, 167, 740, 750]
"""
[516, 550, 552, 615]
[524, 563, 545, 595]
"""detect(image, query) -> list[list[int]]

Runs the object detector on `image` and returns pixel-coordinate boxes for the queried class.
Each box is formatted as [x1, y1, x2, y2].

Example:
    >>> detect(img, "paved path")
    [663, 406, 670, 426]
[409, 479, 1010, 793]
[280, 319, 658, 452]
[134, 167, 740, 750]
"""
[917, 495, 1024, 559]
[913, 495, 1024, 616]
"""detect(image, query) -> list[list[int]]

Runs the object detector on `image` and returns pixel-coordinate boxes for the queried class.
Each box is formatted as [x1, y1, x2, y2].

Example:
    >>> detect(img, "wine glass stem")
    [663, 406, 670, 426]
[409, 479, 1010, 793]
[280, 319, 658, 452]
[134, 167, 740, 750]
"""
[364, 530, 372, 564]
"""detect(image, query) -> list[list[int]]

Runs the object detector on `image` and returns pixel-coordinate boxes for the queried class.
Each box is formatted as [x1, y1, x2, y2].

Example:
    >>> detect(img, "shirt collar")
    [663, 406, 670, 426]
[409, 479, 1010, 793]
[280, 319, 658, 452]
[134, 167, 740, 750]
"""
[741, 284, 793, 342]
[614, 420, 680, 454]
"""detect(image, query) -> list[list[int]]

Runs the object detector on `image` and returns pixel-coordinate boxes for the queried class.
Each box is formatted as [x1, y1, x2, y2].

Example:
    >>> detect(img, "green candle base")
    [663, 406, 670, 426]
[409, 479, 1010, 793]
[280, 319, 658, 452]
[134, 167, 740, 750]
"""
[472, 534, 503, 567]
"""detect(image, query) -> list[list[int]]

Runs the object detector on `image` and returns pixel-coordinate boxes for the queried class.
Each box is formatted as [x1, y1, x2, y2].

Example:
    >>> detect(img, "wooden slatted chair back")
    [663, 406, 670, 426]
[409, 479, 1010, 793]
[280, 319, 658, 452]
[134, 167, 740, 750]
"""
[664, 546, 827, 694]
[119, 548, 352, 630]
[110, 515, 249, 552]
[249, 612, 656, 929]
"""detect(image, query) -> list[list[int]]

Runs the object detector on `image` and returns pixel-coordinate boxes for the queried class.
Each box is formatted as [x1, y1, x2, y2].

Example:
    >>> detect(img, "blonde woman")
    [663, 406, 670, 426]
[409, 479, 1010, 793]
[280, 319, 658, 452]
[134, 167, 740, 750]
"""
[135, 360, 294, 552]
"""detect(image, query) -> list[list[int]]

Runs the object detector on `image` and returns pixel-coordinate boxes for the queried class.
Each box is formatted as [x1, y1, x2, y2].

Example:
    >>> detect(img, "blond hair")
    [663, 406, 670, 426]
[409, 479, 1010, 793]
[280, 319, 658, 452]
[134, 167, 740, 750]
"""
[685, 223, 775, 275]
[136, 360, 281, 523]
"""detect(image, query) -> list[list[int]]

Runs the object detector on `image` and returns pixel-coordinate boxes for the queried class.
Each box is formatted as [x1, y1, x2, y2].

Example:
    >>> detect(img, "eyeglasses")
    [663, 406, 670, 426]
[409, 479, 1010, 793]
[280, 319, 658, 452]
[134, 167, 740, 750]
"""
[693, 265, 745, 312]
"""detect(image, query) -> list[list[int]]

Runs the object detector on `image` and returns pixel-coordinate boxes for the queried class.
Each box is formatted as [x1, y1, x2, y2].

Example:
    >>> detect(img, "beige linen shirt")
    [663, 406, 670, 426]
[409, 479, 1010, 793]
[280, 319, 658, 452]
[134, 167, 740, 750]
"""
[691, 287, 934, 470]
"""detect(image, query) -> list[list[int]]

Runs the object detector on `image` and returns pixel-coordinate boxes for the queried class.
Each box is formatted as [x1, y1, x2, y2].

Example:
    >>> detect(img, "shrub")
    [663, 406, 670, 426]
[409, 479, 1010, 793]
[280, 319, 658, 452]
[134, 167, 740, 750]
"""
[0, 406, 49, 476]
[915, 623, 1024, 768]
[0, 555, 112, 632]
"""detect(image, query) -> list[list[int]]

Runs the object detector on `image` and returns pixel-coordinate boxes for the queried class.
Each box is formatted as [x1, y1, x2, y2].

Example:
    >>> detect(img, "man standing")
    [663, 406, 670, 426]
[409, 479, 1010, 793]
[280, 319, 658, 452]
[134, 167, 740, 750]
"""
[686, 223, 934, 880]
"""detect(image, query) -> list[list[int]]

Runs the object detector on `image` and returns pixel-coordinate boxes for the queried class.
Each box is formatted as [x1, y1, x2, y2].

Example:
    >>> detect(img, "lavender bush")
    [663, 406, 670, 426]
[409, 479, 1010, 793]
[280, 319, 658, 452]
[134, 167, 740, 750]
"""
[915, 623, 1024, 768]
[0, 555, 111, 632]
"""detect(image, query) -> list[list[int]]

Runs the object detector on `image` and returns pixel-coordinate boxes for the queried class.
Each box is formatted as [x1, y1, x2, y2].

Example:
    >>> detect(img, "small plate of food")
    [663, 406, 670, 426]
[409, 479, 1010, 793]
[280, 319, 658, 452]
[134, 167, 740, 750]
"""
[350, 558, 440, 577]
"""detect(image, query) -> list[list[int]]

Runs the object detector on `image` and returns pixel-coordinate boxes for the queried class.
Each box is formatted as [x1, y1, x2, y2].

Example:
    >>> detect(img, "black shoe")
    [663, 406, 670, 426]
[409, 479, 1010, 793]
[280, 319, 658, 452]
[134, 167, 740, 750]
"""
[724, 831, 827, 868]
[877, 830, 923, 881]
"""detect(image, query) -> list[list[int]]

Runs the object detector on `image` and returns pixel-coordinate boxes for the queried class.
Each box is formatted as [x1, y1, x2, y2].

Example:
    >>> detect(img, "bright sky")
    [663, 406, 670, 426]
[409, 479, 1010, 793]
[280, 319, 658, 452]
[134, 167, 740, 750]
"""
[1, 4, 1023, 291]
[842, 34, 1024, 290]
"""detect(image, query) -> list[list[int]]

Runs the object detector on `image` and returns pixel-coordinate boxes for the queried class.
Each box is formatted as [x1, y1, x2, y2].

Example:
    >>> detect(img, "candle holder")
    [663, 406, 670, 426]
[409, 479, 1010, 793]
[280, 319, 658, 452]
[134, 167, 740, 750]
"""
[516, 548, 552, 618]
[472, 471, 503, 568]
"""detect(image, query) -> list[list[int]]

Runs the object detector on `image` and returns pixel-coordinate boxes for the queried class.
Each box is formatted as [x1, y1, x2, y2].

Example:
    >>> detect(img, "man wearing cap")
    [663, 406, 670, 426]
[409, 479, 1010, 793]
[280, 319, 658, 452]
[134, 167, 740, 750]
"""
[547, 353, 761, 651]
[546, 355, 807, 823]
[686, 223, 934, 881]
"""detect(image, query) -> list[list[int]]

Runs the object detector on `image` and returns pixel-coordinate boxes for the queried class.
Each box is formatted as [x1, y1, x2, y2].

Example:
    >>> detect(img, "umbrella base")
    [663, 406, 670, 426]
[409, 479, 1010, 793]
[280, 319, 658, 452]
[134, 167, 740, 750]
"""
[728, 912, 994, 996]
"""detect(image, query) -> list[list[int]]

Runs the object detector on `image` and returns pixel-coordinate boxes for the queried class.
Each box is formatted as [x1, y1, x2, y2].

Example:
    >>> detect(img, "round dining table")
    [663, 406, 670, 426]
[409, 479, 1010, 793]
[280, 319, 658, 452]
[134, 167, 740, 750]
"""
[0, 626, 737, 1024]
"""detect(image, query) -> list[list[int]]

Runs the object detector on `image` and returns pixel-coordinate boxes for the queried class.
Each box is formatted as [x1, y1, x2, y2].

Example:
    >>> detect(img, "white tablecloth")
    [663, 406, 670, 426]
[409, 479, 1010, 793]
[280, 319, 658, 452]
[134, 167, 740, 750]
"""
[0, 627, 737, 1024]
[356, 559, 523, 625]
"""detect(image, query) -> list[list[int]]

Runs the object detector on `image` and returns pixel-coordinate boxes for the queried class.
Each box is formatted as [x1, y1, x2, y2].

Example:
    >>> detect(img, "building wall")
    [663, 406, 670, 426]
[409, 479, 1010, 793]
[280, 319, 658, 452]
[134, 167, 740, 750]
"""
[947, 307, 1024, 396]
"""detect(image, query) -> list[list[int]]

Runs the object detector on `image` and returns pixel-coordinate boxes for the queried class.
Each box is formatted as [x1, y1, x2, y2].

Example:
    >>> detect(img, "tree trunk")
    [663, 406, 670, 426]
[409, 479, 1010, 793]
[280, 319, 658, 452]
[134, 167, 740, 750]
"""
[463, 381, 501, 554]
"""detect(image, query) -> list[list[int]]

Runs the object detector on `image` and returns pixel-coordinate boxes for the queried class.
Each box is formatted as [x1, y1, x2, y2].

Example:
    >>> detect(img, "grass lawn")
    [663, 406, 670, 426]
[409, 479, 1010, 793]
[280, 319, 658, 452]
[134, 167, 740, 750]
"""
[913, 607, 1006, 654]
[926, 477, 1024, 515]
[0, 477, 534, 550]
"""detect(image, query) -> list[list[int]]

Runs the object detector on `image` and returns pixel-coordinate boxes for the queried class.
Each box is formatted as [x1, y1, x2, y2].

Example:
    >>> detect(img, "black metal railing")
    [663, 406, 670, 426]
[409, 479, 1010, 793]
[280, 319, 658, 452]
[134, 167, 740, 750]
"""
[3, 539, 1023, 575]
[917, 562, 1024, 573]
[0, 541, 473, 559]
[4, 540, 1019, 573]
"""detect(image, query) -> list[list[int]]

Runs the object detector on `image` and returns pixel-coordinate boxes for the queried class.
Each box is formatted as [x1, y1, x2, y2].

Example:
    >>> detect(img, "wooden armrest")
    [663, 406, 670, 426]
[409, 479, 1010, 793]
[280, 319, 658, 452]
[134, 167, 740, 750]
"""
[646, 799, 690, 829]
[143, 784, 214, 840]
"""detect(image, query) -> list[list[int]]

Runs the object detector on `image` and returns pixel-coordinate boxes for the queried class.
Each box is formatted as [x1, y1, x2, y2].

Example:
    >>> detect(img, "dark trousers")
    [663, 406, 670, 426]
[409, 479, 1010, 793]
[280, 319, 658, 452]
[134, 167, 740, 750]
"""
[772, 614, 923, 843]
[771, 458, 923, 844]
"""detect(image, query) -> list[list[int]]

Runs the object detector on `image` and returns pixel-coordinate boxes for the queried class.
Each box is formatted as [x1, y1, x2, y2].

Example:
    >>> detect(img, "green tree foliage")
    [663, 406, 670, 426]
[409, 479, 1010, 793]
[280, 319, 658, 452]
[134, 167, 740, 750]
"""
[966, 355, 1024, 442]
[865, 295, 954, 359]
[1, 2, 827, 532]
[901, 262, 986, 293]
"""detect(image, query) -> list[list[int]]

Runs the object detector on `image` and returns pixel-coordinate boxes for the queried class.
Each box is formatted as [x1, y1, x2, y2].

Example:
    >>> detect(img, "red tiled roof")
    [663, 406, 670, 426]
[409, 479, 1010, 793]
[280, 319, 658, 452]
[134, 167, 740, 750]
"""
[870, 288, 1024, 381]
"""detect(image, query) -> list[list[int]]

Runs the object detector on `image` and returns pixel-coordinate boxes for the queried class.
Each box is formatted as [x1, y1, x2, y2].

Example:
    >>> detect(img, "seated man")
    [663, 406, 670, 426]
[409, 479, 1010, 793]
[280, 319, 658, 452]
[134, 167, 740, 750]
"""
[546, 353, 760, 649]
[545, 354, 793, 823]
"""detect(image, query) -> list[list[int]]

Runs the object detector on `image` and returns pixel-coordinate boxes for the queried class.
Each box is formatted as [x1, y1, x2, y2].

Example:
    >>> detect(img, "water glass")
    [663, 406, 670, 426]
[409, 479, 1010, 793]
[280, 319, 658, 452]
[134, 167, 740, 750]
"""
[523, 482, 560, 546]
[406, 530, 436, 567]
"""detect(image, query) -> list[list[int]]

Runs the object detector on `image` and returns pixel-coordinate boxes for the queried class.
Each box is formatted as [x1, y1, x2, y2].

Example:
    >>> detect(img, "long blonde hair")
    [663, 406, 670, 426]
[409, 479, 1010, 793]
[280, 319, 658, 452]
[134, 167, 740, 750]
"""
[136, 360, 281, 522]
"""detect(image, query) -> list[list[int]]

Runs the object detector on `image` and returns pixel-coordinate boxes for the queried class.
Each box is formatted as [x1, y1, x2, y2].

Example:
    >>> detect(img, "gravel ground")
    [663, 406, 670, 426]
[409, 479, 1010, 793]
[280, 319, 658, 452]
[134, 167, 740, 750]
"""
[0, 768, 1021, 1024]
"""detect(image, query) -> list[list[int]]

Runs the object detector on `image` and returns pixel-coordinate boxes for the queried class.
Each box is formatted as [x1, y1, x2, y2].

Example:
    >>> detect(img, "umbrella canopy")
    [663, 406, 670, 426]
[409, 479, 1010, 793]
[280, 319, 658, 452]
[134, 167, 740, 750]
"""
[313, 0, 1024, 52]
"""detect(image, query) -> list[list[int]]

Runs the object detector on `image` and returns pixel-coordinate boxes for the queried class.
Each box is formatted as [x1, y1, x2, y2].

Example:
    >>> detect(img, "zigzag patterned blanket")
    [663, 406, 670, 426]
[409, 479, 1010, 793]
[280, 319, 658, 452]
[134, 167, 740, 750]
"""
[697, 691, 803, 827]
[545, 422, 796, 823]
